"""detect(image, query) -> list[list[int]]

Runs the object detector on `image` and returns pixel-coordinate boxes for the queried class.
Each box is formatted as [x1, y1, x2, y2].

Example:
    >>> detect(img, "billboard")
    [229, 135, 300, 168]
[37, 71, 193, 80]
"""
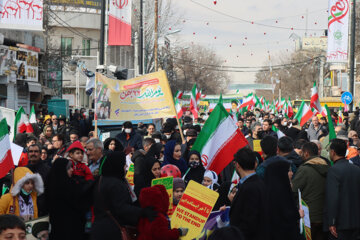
[48, 0, 101, 9]
[0, 0, 43, 31]
[327, 0, 349, 62]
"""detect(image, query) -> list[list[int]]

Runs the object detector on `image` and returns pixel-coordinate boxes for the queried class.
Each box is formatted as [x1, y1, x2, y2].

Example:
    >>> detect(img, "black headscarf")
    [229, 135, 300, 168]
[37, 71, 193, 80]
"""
[103, 137, 124, 152]
[183, 150, 205, 186]
[134, 155, 161, 198]
[45, 158, 78, 211]
[145, 143, 163, 160]
[213, 181, 232, 211]
[264, 160, 302, 240]
[100, 151, 126, 180]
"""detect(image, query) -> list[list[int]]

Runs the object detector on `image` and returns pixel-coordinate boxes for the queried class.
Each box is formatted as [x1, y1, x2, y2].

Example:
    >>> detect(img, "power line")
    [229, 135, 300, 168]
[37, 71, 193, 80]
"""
[189, 0, 325, 31]
[48, 9, 99, 42]
[173, 55, 324, 70]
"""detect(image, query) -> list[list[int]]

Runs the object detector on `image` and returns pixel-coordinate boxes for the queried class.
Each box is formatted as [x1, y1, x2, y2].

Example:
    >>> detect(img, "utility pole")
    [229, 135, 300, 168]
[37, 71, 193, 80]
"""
[349, 0, 356, 110]
[139, 0, 144, 74]
[319, 57, 324, 98]
[99, 0, 106, 65]
[154, 0, 158, 71]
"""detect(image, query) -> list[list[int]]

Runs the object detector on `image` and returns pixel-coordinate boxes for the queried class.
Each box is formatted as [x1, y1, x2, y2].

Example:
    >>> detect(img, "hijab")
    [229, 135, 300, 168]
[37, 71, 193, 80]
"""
[100, 151, 126, 180]
[162, 140, 188, 175]
[203, 170, 219, 190]
[103, 137, 124, 153]
[183, 150, 205, 185]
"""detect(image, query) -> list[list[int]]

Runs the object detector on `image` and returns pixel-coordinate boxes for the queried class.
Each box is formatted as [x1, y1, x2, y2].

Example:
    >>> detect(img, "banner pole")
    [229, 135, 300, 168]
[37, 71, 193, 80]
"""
[94, 73, 98, 138]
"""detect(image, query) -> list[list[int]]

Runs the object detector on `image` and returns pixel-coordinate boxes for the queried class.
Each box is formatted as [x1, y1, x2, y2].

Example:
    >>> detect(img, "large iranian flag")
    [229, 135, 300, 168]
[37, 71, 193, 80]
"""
[0, 118, 14, 178]
[192, 100, 248, 174]
[310, 82, 322, 114]
[14, 107, 33, 139]
[294, 101, 313, 126]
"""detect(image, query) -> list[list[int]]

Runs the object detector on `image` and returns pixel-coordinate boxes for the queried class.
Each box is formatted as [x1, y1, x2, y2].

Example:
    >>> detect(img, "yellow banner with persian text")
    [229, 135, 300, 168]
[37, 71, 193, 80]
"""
[95, 71, 176, 121]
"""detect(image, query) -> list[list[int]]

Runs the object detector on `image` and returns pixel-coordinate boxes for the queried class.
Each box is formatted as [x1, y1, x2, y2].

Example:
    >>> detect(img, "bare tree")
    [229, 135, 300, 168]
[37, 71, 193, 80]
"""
[171, 44, 230, 94]
[255, 49, 328, 101]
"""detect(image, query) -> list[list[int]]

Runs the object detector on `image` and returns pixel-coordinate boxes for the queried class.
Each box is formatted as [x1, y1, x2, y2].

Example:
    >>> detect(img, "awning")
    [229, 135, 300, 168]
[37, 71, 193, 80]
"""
[42, 86, 56, 96]
[27, 82, 42, 93]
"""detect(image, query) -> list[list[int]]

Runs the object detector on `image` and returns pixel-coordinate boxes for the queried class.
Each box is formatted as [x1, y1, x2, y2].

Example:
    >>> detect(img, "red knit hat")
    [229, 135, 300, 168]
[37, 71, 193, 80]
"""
[66, 141, 85, 153]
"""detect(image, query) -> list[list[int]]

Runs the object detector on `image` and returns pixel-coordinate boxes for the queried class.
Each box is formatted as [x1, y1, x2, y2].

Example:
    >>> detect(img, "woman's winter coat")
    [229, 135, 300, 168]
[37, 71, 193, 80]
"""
[45, 158, 89, 240]
[0, 167, 43, 219]
[91, 151, 142, 240]
[137, 185, 180, 240]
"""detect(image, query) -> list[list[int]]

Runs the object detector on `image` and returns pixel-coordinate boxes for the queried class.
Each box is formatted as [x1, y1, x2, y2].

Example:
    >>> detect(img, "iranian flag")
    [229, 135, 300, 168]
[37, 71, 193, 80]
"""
[287, 98, 294, 118]
[338, 106, 343, 124]
[29, 105, 36, 124]
[192, 99, 248, 174]
[108, 0, 132, 45]
[0, 118, 14, 178]
[14, 107, 33, 139]
[174, 90, 183, 99]
[294, 101, 314, 127]
[190, 84, 199, 118]
[310, 82, 322, 114]
[272, 125, 285, 138]
[239, 93, 255, 108]
[175, 98, 183, 119]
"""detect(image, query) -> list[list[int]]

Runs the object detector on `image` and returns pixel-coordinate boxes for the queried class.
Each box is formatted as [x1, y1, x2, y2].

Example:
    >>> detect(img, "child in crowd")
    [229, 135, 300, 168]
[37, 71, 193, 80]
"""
[202, 170, 220, 191]
[137, 185, 188, 240]
[66, 141, 94, 182]
[169, 178, 185, 216]
[0, 215, 26, 240]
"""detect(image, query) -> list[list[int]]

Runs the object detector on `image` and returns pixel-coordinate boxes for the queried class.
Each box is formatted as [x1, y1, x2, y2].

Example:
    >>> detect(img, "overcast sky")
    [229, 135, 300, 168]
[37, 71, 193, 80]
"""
[169, 0, 328, 93]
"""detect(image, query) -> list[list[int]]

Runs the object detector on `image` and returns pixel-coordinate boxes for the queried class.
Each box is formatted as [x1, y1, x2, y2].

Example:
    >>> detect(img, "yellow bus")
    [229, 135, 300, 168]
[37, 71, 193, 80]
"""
[292, 97, 344, 111]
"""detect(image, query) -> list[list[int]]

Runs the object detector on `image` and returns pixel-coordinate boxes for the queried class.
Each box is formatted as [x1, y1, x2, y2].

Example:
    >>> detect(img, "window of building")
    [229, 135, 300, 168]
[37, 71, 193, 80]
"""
[82, 39, 91, 56]
[61, 37, 73, 56]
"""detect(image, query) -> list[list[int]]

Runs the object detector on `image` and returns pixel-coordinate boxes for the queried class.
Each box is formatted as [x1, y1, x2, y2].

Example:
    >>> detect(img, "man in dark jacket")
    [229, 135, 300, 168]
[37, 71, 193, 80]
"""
[325, 139, 360, 240]
[27, 144, 50, 217]
[262, 119, 277, 139]
[230, 148, 268, 240]
[291, 142, 329, 240]
[256, 136, 293, 179]
[115, 121, 143, 150]
[277, 136, 302, 170]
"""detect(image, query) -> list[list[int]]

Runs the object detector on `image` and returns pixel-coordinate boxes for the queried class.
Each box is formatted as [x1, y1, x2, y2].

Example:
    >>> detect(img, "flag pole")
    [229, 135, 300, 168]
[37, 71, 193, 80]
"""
[94, 73, 98, 138]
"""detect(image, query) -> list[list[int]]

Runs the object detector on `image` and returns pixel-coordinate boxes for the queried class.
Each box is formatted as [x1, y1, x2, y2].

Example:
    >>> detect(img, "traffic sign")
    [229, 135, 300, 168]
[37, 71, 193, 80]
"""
[341, 92, 353, 105]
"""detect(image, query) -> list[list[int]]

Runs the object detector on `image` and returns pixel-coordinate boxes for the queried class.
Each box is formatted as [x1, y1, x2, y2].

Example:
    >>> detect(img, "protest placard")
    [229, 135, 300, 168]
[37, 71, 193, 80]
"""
[125, 164, 134, 186]
[95, 70, 176, 121]
[151, 176, 174, 211]
[253, 139, 262, 152]
[171, 180, 219, 240]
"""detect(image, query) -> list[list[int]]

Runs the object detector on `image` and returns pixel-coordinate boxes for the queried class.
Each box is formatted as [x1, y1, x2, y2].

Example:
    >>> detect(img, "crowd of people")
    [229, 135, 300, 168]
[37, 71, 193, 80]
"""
[1, 106, 360, 240]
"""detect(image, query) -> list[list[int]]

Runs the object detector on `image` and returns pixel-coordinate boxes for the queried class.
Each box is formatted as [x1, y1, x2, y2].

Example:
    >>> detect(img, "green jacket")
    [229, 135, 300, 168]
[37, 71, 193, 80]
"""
[292, 156, 329, 223]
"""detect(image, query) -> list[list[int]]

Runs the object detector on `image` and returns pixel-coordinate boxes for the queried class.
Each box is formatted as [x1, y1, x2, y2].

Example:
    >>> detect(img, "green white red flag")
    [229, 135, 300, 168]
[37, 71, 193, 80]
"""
[287, 98, 294, 118]
[294, 101, 313, 127]
[29, 105, 36, 124]
[310, 82, 322, 114]
[192, 98, 248, 174]
[0, 118, 14, 178]
[14, 107, 33, 140]
[190, 84, 198, 118]
[239, 93, 255, 109]
[174, 90, 183, 99]
[338, 106, 343, 124]
[175, 98, 183, 119]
